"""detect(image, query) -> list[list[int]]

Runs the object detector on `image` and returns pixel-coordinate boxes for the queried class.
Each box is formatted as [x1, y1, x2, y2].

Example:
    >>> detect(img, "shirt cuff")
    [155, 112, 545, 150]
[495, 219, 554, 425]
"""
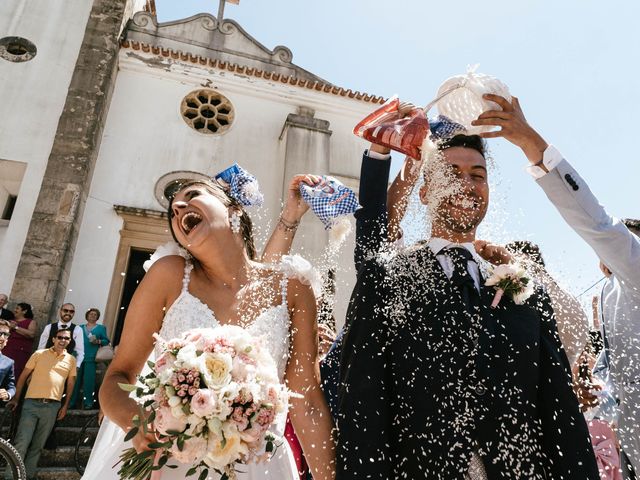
[365, 149, 392, 161]
[525, 145, 563, 179]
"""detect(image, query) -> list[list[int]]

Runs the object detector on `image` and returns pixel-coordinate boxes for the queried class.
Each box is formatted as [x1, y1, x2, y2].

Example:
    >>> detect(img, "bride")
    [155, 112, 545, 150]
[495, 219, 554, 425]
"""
[83, 174, 335, 480]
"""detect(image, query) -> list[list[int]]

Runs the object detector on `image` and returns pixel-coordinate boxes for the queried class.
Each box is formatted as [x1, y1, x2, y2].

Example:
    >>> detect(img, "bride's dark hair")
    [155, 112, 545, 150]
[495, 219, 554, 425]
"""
[167, 179, 257, 260]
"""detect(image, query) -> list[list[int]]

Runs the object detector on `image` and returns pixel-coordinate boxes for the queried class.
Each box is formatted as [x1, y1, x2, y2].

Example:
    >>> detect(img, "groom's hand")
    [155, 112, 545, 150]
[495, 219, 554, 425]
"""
[369, 100, 420, 155]
[472, 94, 549, 165]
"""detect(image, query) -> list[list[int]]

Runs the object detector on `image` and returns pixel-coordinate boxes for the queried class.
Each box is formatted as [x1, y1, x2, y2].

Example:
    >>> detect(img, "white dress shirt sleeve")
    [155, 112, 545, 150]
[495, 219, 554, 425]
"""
[365, 149, 392, 161]
[73, 326, 84, 368]
[525, 145, 564, 179]
[37, 324, 50, 350]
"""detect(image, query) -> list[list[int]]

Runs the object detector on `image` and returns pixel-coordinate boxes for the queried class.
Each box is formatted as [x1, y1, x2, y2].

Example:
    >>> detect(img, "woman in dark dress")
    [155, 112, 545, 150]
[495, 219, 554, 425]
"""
[4, 303, 36, 380]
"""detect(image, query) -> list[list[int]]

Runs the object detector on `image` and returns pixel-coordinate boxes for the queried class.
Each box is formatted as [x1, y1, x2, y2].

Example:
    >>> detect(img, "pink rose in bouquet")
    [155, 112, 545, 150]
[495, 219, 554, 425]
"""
[190, 389, 217, 418]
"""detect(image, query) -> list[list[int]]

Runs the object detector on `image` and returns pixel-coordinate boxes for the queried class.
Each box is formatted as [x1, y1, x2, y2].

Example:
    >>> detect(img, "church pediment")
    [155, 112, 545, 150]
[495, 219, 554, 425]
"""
[125, 11, 328, 83]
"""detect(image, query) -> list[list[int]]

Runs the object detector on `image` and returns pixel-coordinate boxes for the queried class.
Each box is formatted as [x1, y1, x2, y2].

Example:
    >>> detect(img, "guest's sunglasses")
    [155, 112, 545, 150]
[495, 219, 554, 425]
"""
[0, 332, 9, 337]
[56, 336, 71, 341]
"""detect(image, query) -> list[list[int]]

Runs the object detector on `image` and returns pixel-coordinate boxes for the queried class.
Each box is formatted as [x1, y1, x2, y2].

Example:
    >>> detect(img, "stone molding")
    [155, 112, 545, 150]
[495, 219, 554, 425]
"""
[126, 11, 319, 82]
[120, 39, 386, 105]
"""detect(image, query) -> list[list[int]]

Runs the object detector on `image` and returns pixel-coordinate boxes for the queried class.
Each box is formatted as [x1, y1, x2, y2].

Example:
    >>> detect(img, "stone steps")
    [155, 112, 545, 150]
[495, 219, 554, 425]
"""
[35, 467, 81, 480]
[5, 409, 100, 478]
[50, 426, 99, 448]
[39, 446, 91, 469]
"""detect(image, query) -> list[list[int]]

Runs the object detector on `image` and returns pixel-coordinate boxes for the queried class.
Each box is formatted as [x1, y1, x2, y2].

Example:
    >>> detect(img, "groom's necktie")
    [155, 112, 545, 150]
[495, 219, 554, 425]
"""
[445, 247, 479, 313]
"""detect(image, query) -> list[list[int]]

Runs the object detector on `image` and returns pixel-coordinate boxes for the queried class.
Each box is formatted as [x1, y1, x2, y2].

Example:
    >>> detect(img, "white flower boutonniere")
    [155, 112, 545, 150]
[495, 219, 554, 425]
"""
[485, 263, 534, 308]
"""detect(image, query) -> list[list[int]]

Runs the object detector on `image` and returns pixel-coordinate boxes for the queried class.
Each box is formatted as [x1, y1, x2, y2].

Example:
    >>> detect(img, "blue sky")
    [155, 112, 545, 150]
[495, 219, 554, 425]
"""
[156, 0, 639, 311]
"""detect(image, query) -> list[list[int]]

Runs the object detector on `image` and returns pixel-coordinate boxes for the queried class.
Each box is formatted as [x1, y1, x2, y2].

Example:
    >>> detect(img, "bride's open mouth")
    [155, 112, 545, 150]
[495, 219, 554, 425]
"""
[181, 211, 203, 235]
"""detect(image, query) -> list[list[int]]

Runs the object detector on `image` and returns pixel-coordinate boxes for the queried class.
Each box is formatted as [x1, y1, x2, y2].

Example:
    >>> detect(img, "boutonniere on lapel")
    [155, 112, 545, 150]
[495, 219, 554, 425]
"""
[485, 263, 534, 308]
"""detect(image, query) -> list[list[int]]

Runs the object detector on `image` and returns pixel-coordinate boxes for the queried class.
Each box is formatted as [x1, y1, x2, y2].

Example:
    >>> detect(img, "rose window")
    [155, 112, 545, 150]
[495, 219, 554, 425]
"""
[180, 89, 234, 135]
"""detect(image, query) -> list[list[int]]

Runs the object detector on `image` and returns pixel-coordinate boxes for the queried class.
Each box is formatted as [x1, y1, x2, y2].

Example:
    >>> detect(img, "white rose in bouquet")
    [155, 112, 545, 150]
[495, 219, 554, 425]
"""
[199, 351, 233, 389]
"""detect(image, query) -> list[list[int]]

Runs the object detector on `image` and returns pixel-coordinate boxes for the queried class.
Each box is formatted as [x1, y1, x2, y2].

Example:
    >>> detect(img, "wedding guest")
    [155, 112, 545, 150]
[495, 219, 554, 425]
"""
[70, 308, 109, 409]
[0, 320, 16, 403]
[505, 240, 589, 365]
[7, 330, 76, 479]
[474, 92, 640, 478]
[3, 302, 36, 380]
[38, 303, 84, 368]
[0, 294, 14, 321]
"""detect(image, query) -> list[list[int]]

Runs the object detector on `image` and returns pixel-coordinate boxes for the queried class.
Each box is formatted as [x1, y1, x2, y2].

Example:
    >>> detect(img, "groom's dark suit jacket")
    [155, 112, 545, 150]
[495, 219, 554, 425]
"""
[337, 243, 599, 479]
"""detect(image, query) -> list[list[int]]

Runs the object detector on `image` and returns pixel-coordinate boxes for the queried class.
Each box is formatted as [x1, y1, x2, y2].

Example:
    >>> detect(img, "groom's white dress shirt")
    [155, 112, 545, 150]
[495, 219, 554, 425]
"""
[428, 238, 488, 480]
[428, 238, 482, 291]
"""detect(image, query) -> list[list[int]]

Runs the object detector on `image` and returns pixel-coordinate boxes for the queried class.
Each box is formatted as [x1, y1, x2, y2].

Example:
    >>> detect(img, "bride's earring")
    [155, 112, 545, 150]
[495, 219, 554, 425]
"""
[230, 211, 241, 234]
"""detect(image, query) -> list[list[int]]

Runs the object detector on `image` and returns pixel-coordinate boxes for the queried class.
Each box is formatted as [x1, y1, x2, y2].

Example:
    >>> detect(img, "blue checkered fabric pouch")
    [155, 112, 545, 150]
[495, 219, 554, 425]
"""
[429, 115, 467, 142]
[214, 164, 264, 207]
[299, 176, 360, 229]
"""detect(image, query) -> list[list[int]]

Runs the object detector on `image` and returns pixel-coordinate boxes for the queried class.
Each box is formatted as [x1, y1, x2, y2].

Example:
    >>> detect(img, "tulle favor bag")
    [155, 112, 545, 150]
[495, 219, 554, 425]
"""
[426, 65, 511, 135]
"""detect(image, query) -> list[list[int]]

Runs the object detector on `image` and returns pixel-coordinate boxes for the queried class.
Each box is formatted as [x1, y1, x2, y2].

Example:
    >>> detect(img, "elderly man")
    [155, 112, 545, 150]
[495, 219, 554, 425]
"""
[7, 330, 76, 479]
[37, 302, 84, 368]
[473, 94, 640, 478]
[0, 294, 14, 321]
[0, 320, 16, 402]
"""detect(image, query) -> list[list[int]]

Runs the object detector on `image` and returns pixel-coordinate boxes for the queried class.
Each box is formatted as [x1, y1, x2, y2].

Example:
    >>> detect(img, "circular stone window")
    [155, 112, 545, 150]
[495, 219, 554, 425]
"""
[0, 37, 37, 63]
[181, 89, 234, 135]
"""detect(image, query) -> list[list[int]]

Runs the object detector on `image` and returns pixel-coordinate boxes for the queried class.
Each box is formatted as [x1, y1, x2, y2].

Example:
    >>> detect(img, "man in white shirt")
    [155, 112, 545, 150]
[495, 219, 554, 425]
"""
[37, 303, 84, 368]
[472, 93, 640, 478]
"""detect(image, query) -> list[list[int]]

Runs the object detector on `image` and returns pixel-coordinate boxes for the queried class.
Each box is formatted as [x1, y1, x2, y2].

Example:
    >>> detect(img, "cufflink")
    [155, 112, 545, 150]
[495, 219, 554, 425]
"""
[564, 173, 579, 191]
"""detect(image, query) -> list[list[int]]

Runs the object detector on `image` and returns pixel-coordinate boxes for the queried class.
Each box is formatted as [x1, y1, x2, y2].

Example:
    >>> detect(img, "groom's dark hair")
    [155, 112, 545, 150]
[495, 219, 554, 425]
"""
[438, 134, 486, 158]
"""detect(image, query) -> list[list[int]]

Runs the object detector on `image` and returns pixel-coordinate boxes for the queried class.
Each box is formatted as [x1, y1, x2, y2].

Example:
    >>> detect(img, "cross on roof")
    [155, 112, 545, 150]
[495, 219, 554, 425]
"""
[217, 0, 239, 22]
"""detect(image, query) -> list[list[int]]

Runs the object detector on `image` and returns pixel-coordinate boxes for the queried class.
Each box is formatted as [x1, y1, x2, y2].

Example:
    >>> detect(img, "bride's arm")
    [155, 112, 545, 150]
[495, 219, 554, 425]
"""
[99, 256, 182, 449]
[285, 279, 336, 480]
[261, 174, 321, 262]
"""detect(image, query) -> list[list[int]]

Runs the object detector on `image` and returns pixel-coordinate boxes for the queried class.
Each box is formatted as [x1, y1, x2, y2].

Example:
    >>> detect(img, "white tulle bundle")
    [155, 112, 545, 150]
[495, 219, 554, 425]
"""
[427, 65, 511, 136]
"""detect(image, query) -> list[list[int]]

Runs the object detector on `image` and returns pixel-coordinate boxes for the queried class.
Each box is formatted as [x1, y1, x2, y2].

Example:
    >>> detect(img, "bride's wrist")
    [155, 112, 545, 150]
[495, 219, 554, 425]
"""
[278, 213, 300, 233]
[281, 204, 303, 223]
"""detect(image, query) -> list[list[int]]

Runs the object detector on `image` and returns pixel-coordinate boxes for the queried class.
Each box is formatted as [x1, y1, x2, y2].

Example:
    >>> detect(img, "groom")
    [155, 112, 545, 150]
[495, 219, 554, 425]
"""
[336, 129, 599, 479]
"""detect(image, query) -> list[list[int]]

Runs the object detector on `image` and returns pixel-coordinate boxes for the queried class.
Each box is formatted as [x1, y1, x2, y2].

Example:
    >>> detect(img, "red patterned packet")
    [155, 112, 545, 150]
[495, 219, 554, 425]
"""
[353, 96, 430, 160]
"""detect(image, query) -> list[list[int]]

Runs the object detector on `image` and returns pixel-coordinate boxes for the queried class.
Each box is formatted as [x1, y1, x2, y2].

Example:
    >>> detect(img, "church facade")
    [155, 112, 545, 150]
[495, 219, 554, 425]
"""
[0, 0, 384, 339]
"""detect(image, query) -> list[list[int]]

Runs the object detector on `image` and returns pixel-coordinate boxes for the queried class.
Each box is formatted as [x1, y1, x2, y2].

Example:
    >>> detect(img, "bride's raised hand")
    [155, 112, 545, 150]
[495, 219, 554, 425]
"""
[262, 174, 322, 262]
[281, 174, 322, 224]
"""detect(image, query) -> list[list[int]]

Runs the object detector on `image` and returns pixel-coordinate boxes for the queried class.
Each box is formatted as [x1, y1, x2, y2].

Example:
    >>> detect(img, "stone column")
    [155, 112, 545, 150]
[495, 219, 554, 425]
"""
[280, 107, 332, 261]
[10, 0, 129, 327]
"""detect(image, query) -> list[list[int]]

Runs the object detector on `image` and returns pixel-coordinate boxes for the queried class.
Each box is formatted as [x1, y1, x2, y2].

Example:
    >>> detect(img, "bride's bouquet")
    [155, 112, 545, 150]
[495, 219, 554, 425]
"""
[117, 325, 292, 480]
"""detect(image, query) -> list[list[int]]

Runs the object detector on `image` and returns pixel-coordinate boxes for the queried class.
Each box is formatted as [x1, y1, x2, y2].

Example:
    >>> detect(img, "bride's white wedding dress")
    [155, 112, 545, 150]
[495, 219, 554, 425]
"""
[82, 256, 314, 480]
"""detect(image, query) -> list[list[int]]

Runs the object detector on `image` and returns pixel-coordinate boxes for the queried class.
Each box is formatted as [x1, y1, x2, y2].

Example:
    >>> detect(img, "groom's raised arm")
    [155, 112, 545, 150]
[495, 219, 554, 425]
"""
[337, 259, 392, 480]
